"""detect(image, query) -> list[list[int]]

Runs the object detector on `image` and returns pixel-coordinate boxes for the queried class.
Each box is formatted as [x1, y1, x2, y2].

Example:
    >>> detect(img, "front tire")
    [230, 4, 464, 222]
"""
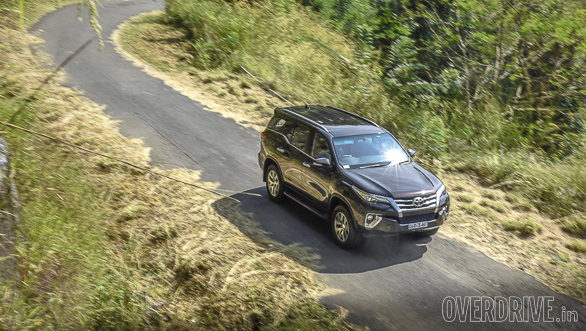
[266, 164, 284, 202]
[331, 205, 364, 249]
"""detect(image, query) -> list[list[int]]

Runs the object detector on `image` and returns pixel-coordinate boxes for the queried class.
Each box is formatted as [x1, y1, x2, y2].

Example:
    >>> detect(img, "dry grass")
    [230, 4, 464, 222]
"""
[0, 13, 356, 330]
[441, 174, 586, 303]
[112, 11, 286, 134]
[116, 8, 586, 305]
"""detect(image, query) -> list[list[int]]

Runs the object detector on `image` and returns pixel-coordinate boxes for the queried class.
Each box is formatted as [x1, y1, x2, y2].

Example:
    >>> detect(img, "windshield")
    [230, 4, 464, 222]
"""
[332, 133, 410, 168]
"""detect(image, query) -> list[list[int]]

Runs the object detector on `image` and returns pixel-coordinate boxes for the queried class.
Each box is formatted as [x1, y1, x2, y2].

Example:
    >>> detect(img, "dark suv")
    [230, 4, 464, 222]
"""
[258, 105, 449, 248]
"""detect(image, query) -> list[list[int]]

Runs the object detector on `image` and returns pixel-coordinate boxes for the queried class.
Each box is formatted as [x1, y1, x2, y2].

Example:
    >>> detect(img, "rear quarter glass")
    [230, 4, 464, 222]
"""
[268, 116, 296, 134]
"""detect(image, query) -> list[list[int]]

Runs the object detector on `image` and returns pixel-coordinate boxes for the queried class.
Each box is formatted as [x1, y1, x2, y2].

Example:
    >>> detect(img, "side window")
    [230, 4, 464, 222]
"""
[311, 133, 332, 162]
[270, 117, 295, 134]
[267, 117, 283, 130]
[288, 125, 311, 151]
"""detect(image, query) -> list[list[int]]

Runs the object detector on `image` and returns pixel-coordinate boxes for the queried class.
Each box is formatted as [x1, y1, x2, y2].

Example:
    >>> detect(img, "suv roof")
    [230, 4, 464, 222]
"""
[276, 105, 384, 137]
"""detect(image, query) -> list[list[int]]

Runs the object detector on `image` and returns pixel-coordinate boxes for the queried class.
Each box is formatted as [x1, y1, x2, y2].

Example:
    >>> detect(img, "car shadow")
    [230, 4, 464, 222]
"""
[211, 187, 429, 274]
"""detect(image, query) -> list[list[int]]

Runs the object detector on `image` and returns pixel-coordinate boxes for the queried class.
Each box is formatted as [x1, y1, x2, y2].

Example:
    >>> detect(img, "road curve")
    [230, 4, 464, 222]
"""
[32, 1, 586, 330]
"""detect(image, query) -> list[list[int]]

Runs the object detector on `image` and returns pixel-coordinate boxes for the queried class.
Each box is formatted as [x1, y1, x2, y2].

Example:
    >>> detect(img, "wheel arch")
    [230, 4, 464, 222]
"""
[329, 195, 354, 223]
[262, 157, 281, 182]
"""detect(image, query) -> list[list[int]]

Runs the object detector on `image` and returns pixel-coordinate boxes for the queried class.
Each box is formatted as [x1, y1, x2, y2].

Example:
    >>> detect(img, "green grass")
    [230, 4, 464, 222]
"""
[461, 203, 494, 218]
[480, 189, 500, 200]
[562, 216, 586, 237]
[559, 252, 572, 263]
[479, 199, 507, 213]
[455, 193, 475, 203]
[567, 240, 586, 254]
[504, 219, 543, 237]
[453, 182, 467, 192]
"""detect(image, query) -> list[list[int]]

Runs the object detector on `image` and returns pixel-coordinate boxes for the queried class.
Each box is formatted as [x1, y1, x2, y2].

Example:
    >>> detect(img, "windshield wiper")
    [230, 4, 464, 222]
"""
[359, 162, 390, 169]
[359, 160, 410, 169]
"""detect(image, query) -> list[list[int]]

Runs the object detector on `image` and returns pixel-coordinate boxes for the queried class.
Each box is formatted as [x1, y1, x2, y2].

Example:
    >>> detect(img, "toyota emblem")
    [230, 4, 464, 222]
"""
[413, 197, 423, 207]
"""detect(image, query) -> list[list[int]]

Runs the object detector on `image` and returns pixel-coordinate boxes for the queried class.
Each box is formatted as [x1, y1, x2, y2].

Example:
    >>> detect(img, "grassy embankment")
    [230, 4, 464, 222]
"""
[116, 0, 586, 303]
[0, 1, 358, 329]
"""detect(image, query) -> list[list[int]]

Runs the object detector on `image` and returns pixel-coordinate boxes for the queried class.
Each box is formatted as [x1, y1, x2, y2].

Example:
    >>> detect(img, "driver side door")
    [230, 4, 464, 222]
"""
[302, 131, 335, 208]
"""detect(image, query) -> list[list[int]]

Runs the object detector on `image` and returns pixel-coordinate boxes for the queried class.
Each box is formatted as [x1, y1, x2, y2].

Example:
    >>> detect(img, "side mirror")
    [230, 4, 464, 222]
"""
[408, 149, 416, 157]
[313, 158, 331, 166]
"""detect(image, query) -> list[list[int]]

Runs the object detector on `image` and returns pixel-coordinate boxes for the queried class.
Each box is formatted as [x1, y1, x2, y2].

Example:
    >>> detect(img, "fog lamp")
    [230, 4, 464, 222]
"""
[365, 214, 383, 229]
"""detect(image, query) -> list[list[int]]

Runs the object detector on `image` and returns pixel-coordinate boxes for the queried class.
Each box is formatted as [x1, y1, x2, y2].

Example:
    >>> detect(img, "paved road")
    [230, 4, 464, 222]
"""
[32, 1, 586, 330]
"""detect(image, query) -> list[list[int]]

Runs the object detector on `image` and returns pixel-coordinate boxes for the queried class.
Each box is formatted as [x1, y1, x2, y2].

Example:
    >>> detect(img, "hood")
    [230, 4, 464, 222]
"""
[343, 162, 442, 198]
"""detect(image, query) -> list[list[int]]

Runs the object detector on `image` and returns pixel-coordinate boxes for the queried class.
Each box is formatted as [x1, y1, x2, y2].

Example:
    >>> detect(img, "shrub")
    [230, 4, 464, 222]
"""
[453, 150, 526, 186]
[520, 158, 586, 218]
[455, 193, 475, 203]
[562, 216, 586, 237]
[481, 189, 500, 200]
[504, 219, 543, 237]
[454, 182, 467, 192]
[479, 199, 506, 213]
[567, 240, 586, 254]
[461, 203, 494, 218]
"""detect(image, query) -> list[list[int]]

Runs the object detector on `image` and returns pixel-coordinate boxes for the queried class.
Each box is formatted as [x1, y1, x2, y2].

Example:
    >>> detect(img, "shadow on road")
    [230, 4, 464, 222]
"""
[212, 187, 430, 274]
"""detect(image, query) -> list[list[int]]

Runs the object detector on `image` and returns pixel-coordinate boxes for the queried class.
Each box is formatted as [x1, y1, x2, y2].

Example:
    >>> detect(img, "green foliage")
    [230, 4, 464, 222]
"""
[520, 157, 586, 217]
[461, 203, 494, 218]
[567, 240, 586, 254]
[562, 216, 586, 237]
[504, 219, 543, 237]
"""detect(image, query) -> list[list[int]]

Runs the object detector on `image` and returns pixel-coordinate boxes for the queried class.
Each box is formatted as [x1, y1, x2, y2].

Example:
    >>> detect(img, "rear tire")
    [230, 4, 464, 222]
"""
[331, 205, 364, 249]
[266, 164, 284, 202]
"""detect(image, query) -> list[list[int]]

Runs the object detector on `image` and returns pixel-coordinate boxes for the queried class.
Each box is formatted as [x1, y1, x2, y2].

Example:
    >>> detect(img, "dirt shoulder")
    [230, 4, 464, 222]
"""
[115, 10, 586, 305]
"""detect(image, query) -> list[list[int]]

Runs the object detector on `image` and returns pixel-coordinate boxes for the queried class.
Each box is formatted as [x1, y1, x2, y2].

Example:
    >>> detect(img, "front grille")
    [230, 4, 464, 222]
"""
[399, 213, 436, 224]
[394, 193, 436, 211]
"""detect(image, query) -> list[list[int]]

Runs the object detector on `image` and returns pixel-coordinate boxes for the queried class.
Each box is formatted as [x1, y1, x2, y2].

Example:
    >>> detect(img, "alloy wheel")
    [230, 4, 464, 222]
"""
[334, 211, 349, 242]
[267, 170, 280, 197]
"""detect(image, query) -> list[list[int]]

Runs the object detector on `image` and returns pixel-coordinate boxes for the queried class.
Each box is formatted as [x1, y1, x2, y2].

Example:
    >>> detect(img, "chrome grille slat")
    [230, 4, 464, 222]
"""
[394, 193, 437, 211]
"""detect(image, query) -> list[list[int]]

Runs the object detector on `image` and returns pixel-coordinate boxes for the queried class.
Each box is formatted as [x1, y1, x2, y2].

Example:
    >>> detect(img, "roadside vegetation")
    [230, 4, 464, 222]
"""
[116, 0, 586, 303]
[0, 1, 358, 329]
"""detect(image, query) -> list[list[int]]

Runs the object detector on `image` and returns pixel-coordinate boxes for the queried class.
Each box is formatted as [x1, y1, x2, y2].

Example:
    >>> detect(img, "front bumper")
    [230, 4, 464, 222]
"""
[350, 197, 450, 235]
[371, 211, 446, 234]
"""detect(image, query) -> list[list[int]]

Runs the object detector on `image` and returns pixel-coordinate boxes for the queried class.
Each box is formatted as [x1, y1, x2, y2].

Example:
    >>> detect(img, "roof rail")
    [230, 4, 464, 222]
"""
[282, 108, 329, 132]
[326, 106, 379, 127]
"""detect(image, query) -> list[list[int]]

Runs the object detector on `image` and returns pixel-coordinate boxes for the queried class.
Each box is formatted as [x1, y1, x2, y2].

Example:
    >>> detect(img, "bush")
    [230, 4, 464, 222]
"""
[479, 199, 506, 213]
[519, 158, 586, 218]
[567, 240, 586, 254]
[453, 150, 526, 186]
[504, 219, 543, 237]
[461, 203, 494, 218]
[562, 216, 586, 237]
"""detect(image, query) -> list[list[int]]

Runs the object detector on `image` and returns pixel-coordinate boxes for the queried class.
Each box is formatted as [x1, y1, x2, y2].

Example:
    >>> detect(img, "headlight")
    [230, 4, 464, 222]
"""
[352, 186, 389, 204]
[435, 184, 447, 207]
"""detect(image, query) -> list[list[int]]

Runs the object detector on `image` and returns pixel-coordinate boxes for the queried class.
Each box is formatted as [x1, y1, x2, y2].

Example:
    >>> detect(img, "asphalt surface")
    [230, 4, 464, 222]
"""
[32, 1, 586, 329]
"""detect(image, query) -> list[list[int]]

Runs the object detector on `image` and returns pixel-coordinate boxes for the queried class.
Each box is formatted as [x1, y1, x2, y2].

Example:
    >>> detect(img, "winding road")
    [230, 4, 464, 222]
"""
[32, 1, 585, 329]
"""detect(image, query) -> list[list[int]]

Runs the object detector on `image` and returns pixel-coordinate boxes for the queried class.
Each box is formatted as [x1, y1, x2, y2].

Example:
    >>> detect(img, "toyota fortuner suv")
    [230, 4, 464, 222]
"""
[258, 105, 450, 248]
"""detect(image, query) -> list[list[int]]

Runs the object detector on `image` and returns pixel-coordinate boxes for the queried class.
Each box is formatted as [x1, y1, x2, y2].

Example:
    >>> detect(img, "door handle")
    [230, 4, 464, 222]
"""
[277, 147, 285, 153]
[303, 162, 311, 168]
